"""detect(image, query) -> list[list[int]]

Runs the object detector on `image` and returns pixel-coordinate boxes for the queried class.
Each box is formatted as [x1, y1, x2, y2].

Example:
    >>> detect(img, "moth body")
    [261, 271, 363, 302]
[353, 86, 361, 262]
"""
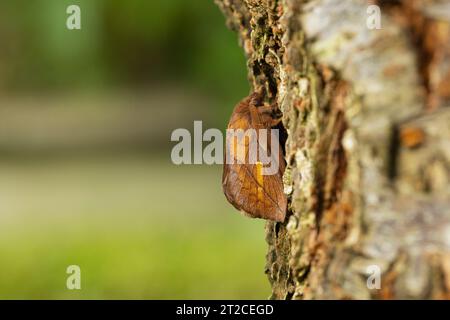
[222, 92, 287, 222]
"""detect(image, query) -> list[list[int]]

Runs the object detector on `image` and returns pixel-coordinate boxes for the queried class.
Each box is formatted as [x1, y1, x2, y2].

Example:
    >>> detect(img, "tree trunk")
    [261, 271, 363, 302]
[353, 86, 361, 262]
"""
[215, 0, 450, 299]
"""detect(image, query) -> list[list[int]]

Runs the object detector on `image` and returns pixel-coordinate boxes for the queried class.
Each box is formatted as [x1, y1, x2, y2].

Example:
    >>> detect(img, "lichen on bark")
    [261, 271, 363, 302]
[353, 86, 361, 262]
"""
[215, 0, 450, 299]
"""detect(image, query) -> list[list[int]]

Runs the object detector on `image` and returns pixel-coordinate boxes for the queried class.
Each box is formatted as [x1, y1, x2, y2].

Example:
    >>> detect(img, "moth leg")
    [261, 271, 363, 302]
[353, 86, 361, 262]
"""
[256, 105, 274, 114]
[249, 90, 265, 107]
[256, 104, 283, 127]
[269, 117, 282, 127]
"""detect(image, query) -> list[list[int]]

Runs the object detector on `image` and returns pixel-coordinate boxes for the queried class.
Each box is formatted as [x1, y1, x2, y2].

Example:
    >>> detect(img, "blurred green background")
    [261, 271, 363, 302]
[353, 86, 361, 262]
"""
[0, 1, 272, 299]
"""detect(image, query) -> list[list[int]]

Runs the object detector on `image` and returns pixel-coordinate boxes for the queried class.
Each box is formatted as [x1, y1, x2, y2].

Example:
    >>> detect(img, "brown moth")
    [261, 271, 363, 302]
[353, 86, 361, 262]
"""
[222, 91, 287, 222]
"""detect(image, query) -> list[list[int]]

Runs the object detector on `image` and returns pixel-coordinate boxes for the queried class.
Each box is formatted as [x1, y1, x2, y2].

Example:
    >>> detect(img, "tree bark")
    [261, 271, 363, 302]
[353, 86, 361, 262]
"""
[215, 0, 450, 299]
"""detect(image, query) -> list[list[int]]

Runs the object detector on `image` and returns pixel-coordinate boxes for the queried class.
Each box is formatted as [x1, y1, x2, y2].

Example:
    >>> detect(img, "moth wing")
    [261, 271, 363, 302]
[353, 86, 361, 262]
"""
[222, 102, 286, 222]
[223, 162, 286, 222]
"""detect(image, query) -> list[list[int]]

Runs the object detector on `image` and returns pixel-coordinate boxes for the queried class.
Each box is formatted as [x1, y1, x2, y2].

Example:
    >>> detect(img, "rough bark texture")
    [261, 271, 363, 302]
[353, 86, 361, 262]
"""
[215, 0, 450, 299]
